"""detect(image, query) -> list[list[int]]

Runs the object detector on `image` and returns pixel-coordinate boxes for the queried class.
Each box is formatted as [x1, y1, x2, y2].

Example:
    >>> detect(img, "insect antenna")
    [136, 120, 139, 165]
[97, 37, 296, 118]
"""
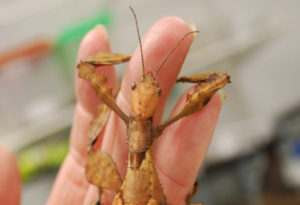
[129, 6, 145, 75]
[153, 30, 200, 79]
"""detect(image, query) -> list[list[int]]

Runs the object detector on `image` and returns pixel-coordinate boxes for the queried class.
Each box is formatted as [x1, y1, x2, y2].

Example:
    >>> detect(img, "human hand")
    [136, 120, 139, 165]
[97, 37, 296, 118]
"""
[0, 17, 225, 205]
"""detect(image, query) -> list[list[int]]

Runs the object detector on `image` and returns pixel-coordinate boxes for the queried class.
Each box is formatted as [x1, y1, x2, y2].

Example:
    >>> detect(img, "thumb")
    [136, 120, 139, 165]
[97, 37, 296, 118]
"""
[0, 146, 21, 205]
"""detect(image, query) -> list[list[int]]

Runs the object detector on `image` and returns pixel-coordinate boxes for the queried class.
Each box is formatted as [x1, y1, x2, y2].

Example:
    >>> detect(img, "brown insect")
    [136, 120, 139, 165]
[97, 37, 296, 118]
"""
[77, 7, 230, 205]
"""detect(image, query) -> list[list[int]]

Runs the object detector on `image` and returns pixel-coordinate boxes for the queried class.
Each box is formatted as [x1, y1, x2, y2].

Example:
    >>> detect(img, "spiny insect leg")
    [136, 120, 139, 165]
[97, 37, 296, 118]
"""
[83, 52, 131, 66]
[176, 72, 226, 83]
[88, 103, 111, 149]
[77, 62, 129, 124]
[154, 72, 230, 136]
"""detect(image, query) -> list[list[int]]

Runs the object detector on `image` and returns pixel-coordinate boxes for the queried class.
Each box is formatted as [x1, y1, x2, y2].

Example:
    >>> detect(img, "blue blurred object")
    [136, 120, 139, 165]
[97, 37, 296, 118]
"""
[276, 104, 300, 189]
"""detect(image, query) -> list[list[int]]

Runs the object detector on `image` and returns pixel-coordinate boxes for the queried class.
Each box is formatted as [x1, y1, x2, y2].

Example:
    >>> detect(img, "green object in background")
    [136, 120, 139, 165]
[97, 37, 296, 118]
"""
[18, 139, 69, 182]
[53, 11, 112, 71]
[55, 11, 112, 50]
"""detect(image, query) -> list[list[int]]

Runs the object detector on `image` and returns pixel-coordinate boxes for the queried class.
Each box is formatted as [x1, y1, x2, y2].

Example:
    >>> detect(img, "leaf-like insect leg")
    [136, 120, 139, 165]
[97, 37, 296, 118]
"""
[154, 72, 230, 137]
[83, 52, 131, 66]
[176, 72, 226, 84]
[85, 149, 123, 193]
[88, 85, 120, 149]
[88, 103, 111, 149]
[77, 62, 129, 124]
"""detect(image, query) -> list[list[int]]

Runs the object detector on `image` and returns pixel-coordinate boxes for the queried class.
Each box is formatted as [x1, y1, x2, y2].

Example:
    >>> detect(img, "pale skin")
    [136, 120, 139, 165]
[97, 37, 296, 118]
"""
[0, 16, 225, 205]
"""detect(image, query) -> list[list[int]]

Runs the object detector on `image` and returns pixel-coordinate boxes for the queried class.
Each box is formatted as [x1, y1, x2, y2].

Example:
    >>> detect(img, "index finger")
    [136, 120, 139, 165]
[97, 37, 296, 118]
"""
[47, 25, 116, 204]
[76, 25, 117, 115]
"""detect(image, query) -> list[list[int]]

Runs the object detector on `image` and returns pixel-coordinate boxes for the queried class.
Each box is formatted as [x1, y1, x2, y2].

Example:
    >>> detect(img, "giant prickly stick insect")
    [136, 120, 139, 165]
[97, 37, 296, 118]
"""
[77, 7, 230, 205]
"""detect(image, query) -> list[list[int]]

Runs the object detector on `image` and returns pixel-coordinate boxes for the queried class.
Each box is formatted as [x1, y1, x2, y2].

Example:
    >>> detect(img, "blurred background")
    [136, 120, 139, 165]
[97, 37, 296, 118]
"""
[1, 0, 300, 204]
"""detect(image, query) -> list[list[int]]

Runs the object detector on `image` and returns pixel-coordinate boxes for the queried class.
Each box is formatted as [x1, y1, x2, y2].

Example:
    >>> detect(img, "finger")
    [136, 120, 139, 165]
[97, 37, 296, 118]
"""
[74, 25, 117, 157]
[154, 91, 225, 204]
[76, 25, 117, 115]
[48, 25, 114, 204]
[0, 146, 21, 205]
[83, 186, 98, 205]
[101, 16, 195, 174]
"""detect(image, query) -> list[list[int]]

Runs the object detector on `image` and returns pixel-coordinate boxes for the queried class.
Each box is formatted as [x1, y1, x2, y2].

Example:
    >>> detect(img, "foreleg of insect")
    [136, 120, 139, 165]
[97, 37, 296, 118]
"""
[176, 72, 226, 84]
[82, 52, 131, 66]
[154, 72, 230, 136]
[77, 61, 129, 124]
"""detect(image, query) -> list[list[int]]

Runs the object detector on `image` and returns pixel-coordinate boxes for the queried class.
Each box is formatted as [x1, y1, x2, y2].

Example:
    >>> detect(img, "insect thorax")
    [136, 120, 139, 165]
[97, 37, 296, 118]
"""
[127, 118, 154, 167]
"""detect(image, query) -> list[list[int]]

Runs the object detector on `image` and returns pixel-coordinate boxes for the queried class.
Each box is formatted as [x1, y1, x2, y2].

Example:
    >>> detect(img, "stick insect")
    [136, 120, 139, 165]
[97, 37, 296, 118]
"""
[77, 7, 230, 205]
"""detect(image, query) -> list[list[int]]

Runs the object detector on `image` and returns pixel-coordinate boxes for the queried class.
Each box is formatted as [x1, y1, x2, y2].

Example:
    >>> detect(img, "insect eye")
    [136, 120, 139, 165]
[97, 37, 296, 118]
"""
[157, 88, 162, 96]
[131, 82, 137, 90]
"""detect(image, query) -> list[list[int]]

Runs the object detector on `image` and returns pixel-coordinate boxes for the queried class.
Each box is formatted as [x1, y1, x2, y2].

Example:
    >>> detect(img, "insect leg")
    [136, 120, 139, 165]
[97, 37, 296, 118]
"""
[88, 84, 121, 150]
[77, 62, 129, 124]
[153, 72, 230, 136]
[176, 72, 226, 83]
[88, 103, 111, 149]
[86, 149, 123, 193]
[83, 52, 131, 66]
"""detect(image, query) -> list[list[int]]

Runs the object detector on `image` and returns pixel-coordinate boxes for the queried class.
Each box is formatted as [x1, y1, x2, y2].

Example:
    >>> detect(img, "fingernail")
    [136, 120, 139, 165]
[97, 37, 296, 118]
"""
[94, 24, 108, 42]
[183, 19, 197, 34]
[218, 90, 227, 105]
